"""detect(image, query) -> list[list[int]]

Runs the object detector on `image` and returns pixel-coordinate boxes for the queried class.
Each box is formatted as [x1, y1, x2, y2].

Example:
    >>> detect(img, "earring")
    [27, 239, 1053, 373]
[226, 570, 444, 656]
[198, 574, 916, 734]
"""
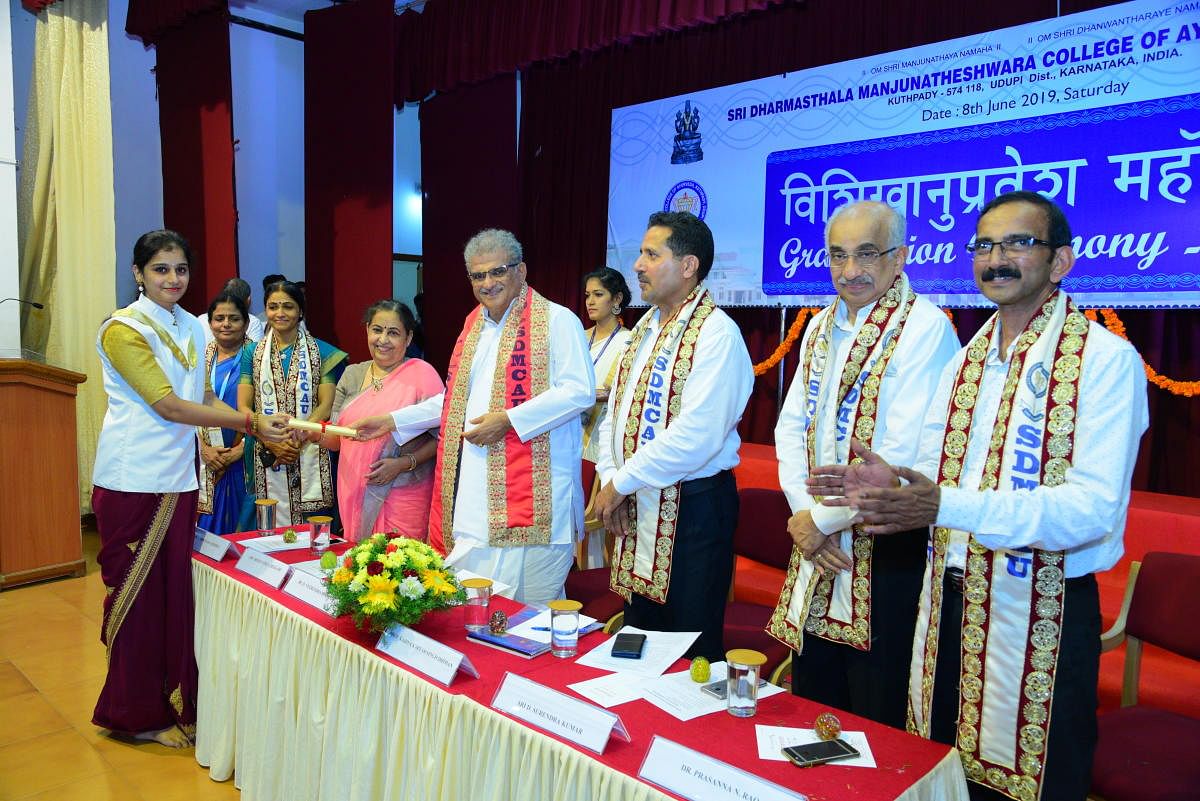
[611, 305, 621, 316]
[136, 282, 144, 293]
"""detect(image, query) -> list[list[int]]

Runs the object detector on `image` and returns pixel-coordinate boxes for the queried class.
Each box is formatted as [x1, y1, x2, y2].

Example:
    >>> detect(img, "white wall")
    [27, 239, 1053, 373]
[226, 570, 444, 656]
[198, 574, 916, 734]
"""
[108, 0, 162, 305]
[1, 1, 32, 355]
[230, 16, 305, 313]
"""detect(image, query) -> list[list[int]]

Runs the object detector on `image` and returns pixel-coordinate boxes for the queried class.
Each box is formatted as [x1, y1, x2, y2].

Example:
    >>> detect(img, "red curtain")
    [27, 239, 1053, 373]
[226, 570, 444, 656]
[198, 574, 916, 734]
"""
[154, 6, 238, 315]
[303, 0, 397, 361]
[126, 0, 226, 44]
[20, 1, 56, 11]
[393, 0, 782, 103]
[417, 76, 520, 374]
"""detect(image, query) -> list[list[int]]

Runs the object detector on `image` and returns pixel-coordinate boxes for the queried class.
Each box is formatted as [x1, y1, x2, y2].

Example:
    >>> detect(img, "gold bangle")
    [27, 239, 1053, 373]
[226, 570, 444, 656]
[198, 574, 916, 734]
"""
[252, 412, 260, 434]
[405, 453, 417, 472]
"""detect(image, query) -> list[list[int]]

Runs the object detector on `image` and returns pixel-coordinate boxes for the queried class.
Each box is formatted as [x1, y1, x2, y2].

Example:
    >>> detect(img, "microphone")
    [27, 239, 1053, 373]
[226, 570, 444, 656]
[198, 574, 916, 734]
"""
[0, 298, 45, 310]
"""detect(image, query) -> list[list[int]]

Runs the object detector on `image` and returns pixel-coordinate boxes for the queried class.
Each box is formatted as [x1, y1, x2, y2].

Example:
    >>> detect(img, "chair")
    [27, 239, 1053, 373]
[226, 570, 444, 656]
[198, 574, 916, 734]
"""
[722, 487, 795, 685]
[1089, 552, 1200, 801]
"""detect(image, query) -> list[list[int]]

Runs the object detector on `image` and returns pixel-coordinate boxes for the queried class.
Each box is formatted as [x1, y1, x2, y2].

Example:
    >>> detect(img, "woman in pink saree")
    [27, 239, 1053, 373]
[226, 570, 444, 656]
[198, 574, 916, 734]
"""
[324, 300, 442, 541]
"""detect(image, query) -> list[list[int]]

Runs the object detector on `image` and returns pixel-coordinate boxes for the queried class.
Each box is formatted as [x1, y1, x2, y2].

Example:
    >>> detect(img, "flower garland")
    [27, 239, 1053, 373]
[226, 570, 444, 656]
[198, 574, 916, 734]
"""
[325, 533, 465, 631]
[1085, 308, 1200, 397]
[753, 305, 1198, 398]
[752, 308, 815, 377]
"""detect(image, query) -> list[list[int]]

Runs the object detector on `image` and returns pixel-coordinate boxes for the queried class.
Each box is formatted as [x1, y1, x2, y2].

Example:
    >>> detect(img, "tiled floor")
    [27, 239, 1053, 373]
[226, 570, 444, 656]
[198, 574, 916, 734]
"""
[0, 528, 239, 801]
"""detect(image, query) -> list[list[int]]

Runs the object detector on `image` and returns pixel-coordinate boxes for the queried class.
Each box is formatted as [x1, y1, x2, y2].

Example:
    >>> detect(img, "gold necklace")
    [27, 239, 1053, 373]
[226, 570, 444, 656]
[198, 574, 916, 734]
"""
[370, 363, 384, 392]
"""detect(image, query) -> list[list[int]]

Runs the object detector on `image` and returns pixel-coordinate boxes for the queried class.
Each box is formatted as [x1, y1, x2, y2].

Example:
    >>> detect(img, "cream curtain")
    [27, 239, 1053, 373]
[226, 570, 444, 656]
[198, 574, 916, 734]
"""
[17, 0, 116, 512]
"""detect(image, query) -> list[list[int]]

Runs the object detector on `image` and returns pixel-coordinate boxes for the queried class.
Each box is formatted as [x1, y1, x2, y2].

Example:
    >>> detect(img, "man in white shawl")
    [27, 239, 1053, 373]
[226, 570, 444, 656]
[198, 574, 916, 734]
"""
[809, 191, 1148, 801]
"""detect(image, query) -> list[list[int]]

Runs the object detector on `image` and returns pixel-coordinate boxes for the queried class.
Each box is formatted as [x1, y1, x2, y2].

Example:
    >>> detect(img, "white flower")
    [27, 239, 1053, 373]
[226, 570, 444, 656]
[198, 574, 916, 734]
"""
[348, 578, 365, 594]
[397, 575, 424, 600]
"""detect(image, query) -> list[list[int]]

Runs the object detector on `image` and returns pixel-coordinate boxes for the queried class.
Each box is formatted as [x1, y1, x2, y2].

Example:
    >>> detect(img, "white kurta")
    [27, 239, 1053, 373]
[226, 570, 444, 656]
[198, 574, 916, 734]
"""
[595, 297, 753, 493]
[775, 294, 960, 532]
[913, 316, 1148, 576]
[389, 293, 594, 547]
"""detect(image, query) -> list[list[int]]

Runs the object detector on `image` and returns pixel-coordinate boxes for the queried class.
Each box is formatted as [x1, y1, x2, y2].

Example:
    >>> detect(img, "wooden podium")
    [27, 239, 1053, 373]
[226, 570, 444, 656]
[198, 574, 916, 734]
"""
[0, 358, 88, 589]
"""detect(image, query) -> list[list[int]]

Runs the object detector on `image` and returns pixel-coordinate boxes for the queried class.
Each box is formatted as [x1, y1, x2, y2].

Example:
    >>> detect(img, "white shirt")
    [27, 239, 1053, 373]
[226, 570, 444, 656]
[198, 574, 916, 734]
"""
[776, 294, 960, 534]
[388, 293, 594, 545]
[199, 311, 264, 343]
[93, 296, 208, 492]
[596, 298, 753, 495]
[914, 317, 1149, 577]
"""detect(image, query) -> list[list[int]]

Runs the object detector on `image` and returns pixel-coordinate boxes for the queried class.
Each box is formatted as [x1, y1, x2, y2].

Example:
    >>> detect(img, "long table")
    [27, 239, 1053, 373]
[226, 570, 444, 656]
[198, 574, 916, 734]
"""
[192, 538, 968, 801]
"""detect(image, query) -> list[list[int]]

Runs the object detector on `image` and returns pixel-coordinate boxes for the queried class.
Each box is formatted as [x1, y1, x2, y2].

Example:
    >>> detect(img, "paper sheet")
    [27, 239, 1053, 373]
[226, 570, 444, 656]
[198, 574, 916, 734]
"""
[640, 661, 786, 721]
[505, 608, 599, 645]
[291, 559, 328, 577]
[575, 626, 700, 678]
[241, 533, 313, 553]
[755, 725, 877, 768]
[567, 671, 647, 708]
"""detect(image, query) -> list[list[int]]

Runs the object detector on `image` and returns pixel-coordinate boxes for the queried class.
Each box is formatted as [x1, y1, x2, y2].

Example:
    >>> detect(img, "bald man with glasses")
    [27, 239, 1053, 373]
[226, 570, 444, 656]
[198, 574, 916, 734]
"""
[768, 200, 959, 728]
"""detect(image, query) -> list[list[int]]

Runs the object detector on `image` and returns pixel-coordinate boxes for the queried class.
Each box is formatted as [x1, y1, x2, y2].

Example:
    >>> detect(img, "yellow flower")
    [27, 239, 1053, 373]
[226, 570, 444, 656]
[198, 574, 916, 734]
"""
[408, 550, 432, 571]
[331, 567, 353, 585]
[358, 574, 399, 614]
[420, 569, 457, 597]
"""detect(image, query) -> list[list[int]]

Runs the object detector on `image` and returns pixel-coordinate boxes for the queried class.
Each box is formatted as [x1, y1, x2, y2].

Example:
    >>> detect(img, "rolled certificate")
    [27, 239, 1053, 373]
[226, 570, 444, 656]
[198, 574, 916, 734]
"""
[286, 419, 359, 438]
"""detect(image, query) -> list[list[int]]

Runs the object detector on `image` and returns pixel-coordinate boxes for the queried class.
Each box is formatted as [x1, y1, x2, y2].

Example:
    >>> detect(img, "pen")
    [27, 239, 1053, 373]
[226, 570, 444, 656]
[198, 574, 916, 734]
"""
[531, 626, 551, 631]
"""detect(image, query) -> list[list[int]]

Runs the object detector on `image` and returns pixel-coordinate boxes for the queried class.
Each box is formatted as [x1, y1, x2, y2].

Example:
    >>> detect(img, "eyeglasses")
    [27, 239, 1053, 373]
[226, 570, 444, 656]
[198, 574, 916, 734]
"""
[966, 236, 1054, 259]
[467, 263, 518, 283]
[827, 247, 899, 268]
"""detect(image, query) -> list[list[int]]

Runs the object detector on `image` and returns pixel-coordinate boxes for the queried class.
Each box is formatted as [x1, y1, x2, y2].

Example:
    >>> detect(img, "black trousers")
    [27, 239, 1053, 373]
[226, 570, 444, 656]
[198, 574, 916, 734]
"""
[790, 526, 928, 730]
[930, 573, 1100, 801]
[623, 470, 738, 662]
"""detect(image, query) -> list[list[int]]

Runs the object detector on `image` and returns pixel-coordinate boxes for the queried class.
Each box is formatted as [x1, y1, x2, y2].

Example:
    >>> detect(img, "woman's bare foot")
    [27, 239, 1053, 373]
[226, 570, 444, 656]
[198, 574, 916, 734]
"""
[134, 725, 192, 748]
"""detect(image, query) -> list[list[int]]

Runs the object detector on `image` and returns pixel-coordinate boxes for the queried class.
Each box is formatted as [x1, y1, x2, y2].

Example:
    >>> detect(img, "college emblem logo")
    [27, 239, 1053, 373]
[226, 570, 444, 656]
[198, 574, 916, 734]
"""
[663, 180, 708, 220]
[670, 100, 703, 164]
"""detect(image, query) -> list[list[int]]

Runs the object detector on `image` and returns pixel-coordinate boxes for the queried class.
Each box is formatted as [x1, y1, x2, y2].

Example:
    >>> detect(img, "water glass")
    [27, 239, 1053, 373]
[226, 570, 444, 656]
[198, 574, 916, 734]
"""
[725, 648, 768, 718]
[308, 515, 333, 555]
[460, 578, 493, 632]
[254, 498, 278, 532]
[549, 599, 582, 658]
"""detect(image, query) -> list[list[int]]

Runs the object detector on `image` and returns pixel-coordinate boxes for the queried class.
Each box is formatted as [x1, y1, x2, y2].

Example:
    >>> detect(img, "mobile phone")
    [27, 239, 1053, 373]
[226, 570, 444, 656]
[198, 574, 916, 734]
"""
[700, 678, 767, 700]
[611, 632, 646, 659]
[782, 739, 859, 767]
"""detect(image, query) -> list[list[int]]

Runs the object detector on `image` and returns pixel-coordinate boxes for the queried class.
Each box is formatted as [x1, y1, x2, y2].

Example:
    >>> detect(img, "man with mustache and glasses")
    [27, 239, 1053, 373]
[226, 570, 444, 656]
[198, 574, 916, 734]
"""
[353, 229, 593, 604]
[767, 200, 958, 728]
[808, 191, 1148, 801]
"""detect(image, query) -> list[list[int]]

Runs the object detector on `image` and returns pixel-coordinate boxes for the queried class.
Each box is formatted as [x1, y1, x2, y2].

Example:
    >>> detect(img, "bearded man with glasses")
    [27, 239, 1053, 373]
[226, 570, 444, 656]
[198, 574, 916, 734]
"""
[353, 229, 594, 604]
[768, 200, 959, 727]
[808, 190, 1148, 801]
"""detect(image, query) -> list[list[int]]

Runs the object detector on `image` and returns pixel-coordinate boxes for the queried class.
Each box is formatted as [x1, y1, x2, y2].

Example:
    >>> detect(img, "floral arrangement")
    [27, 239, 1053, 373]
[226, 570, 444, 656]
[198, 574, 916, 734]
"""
[325, 533, 465, 632]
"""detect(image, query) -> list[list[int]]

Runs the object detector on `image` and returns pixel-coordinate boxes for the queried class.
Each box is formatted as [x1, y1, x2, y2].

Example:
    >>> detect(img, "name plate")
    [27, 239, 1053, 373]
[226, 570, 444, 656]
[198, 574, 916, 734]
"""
[376, 624, 478, 687]
[281, 568, 335, 615]
[234, 547, 291, 589]
[491, 672, 630, 755]
[639, 736, 807, 801]
[193, 528, 238, 561]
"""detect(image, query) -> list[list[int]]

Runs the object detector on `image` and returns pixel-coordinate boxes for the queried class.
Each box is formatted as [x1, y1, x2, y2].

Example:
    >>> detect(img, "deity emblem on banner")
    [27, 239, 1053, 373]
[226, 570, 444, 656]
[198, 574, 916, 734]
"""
[671, 100, 704, 165]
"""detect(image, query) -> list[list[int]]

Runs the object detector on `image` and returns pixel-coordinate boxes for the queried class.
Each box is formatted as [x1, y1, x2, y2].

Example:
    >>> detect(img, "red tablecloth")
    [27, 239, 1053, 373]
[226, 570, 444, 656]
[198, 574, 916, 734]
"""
[194, 531, 964, 801]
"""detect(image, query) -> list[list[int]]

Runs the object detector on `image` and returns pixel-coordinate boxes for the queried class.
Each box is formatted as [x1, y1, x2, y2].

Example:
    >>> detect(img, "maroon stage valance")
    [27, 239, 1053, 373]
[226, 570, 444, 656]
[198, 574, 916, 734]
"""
[126, 0, 227, 44]
[394, 0, 785, 104]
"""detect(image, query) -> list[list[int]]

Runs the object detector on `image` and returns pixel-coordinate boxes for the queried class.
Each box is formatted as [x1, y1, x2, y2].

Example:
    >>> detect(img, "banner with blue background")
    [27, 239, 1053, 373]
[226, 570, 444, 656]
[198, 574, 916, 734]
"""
[606, 0, 1200, 307]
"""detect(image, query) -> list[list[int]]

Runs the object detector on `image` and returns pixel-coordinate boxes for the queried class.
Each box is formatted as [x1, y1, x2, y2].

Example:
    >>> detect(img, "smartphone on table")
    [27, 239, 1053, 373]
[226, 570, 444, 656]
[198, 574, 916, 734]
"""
[781, 738, 860, 767]
[700, 678, 767, 700]
[611, 632, 646, 659]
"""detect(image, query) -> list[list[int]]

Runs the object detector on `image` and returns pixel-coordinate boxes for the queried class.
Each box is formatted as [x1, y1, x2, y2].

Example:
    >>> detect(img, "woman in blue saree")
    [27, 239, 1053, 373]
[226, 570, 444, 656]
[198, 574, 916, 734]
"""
[196, 291, 253, 533]
[238, 280, 347, 527]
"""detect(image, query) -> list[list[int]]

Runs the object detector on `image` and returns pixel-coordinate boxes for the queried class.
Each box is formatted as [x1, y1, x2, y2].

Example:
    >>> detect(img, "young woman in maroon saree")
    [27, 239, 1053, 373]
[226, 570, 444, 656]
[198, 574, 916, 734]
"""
[91, 230, 290, 748]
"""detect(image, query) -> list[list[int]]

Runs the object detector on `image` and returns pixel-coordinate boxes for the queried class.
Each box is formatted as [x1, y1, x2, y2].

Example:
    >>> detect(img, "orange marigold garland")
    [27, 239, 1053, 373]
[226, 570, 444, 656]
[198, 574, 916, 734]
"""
[752, 308, 814, 377]
[1084, 308, 1199, 398]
